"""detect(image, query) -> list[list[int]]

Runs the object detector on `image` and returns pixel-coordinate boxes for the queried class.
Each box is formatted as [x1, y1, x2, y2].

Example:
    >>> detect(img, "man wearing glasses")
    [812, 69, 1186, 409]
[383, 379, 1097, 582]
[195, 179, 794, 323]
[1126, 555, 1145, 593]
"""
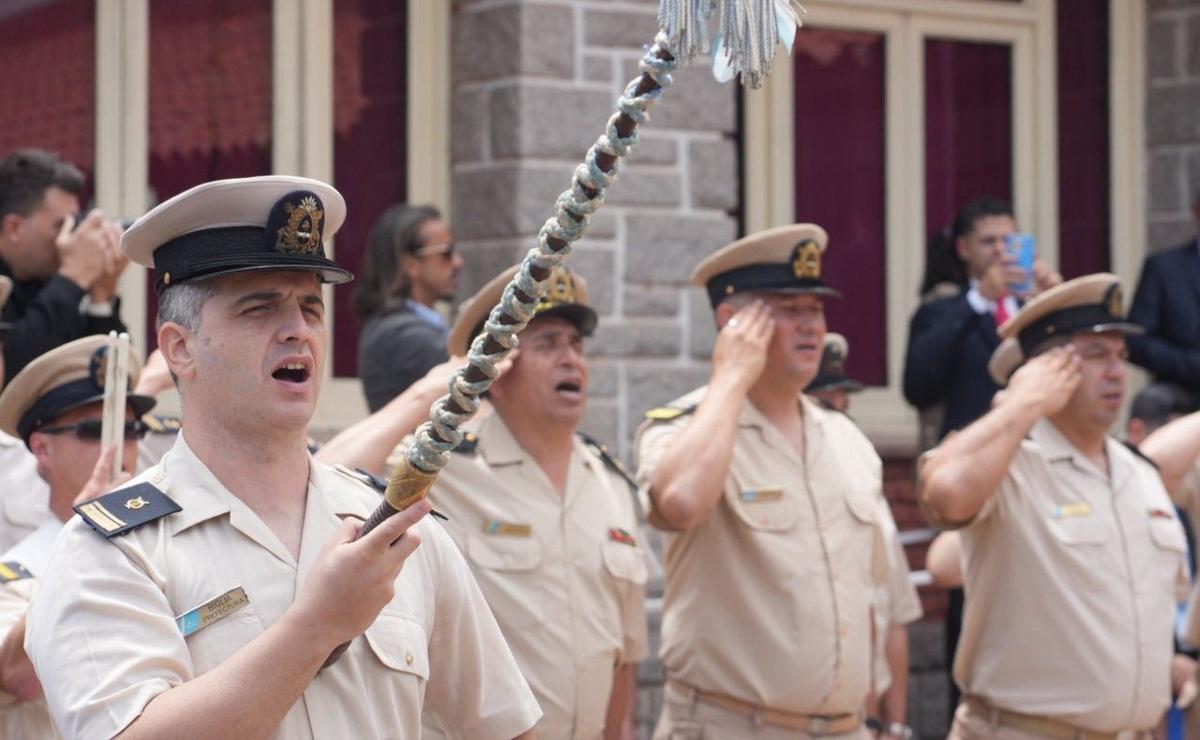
[0, 334, 153, 737]
[356, 204, 465, 411]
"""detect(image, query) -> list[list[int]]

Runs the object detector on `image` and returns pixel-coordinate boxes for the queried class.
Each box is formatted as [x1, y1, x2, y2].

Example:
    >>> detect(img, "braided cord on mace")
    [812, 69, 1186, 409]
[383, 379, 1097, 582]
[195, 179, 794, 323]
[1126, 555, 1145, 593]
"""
[326, 0, 805, 666]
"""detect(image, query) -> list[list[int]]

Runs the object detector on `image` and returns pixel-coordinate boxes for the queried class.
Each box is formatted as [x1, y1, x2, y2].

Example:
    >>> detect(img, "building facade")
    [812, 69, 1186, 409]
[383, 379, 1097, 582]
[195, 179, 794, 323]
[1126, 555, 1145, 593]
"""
[2, 0, 1198, 737]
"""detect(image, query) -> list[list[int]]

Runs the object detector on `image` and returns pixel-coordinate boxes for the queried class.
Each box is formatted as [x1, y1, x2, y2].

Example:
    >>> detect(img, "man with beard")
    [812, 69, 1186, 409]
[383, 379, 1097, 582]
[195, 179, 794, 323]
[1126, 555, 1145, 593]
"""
[26, 176, 540, 739]
[418, 263, 647, 740]
[636, 224, 887, 739]
[921, 274, 1188, 738]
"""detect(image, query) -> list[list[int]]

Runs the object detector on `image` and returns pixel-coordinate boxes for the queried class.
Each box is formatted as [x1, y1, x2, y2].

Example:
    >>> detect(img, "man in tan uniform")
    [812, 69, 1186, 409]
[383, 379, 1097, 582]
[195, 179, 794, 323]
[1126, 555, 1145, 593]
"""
[26, 176, 540, 739]
[418, 263, 648, 740]
[921, 273, 1188, 738]
[807, 332, 922, 739]
[637, 224, 887, 739]
[0, 334, 150, 736]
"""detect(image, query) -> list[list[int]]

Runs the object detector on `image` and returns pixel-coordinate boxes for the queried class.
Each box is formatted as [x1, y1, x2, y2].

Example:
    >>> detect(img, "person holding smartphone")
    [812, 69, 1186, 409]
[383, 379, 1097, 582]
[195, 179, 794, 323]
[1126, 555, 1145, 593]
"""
[0, 149, 130, 383]
[903, 197, 1061, 441]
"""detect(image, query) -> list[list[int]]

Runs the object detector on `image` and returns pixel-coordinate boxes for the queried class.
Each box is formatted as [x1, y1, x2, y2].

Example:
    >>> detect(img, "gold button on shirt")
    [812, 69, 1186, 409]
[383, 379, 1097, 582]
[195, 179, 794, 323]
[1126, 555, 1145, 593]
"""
[422, 413, 649, 740]
[635, 388, 887, 716]
[26, 436, 541, 740]
[952, 419, 1188, 733]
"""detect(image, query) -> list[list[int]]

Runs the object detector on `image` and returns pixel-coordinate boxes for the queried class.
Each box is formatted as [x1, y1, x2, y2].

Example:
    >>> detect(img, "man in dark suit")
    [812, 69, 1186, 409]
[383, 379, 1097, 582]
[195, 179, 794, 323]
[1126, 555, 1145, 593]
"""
[1128, 197, 1200, 391]
[903, 198, 1059, 439]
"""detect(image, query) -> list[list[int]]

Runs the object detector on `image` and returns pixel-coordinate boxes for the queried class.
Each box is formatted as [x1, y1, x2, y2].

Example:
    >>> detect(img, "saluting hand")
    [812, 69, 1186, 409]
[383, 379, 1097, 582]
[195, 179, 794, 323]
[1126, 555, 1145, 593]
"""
[712, 300, 774, 391]
[291, 498, 433, 649]
[1003, 345, 1081, 418]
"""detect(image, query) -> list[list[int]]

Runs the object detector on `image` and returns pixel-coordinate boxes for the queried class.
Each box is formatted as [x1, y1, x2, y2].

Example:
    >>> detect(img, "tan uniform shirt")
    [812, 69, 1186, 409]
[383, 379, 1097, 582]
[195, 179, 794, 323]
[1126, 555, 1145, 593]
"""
[953, 419, 1187, 732]
[0, 577, 51, 739]
[0, 431, 50, 551]
[27, 435, 541, 740]
[873, 499, 922, 696]
[425, 412, 649, 740]
[636, 388, 887, 715]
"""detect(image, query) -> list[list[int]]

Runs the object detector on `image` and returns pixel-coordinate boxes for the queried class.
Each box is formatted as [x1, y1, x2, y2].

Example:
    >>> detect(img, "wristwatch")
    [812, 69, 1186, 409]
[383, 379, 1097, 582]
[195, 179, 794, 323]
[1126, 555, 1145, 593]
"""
[885, 722, 914, 739]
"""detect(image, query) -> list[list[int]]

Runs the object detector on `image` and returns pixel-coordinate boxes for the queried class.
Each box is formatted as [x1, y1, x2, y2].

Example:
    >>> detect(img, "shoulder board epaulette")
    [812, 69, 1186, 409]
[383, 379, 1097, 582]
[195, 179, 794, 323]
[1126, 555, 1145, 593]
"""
[453, 432, 479, 454]
[1121, 440, 1161, 471]
[333, 464, 449, 520]
[75, 482, 180, 539]
[142, 414, 183, 434]
[578, 432, 637, 491]
[334, 464, 388, 493]
[0, 561, 32, 583]
[644, 404, 697, 422]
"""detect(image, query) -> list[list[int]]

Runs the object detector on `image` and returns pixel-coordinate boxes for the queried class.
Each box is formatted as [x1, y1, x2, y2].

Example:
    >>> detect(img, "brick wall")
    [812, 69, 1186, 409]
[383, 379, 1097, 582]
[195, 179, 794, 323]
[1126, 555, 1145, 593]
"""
[1147, 0, 1200, 251]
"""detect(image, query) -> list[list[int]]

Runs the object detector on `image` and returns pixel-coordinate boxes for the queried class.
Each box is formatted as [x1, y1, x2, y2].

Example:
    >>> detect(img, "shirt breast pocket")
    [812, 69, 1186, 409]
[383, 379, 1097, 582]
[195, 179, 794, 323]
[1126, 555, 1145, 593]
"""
[184, 604, 265, 676]
[363, 611, 430, 681]
[726, 484, 800, 532]
[602, 540, 648, 586]
[464, 534, 545, 629]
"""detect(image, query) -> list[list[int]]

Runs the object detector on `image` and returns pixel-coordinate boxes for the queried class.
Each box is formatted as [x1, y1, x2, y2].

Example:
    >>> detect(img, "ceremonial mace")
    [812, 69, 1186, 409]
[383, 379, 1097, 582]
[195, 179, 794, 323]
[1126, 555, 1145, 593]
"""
[326, 0, 806, 666]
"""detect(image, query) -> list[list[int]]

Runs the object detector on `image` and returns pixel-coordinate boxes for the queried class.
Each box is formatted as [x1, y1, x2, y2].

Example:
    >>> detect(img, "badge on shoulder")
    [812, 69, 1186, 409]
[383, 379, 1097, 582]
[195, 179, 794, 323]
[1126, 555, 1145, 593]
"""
[75, 481, 181, 538]
[0, 561, 33, 583]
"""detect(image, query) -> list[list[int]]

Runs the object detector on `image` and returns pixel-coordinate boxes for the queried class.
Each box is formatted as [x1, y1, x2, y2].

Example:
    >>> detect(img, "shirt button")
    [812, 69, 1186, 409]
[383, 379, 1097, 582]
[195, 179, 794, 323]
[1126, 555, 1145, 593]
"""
[405, 652, 414, 666]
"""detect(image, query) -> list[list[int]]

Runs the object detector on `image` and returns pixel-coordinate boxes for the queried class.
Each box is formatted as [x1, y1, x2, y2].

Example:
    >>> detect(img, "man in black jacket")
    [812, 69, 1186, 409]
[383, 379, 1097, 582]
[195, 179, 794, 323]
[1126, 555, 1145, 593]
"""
[1128, 196, 1200, 392]
[0, 150, 128, 383]
[903, 198, 1059, 439]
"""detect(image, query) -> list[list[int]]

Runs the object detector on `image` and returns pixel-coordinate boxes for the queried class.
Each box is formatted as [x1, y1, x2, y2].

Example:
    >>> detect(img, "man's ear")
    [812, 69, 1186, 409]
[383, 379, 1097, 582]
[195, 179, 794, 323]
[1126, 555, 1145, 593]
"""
[714, 300, 736, 328]
[28, 432, 52, 480]
[157, 322, 196, 383]
[955, 234, 970, 260]
[399, 252, 422, 280]
[0, 213, 24, 243]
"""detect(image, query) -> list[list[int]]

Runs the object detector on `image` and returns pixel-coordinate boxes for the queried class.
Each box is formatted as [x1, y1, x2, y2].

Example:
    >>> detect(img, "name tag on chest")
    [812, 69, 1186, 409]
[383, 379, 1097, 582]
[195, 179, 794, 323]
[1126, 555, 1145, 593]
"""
[176, 586, 250, 637]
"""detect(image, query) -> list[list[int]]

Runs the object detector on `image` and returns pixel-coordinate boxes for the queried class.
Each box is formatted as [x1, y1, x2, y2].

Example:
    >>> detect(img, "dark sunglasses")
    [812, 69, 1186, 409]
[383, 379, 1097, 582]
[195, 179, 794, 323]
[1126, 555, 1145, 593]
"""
[412, 242, 457, 261]
[39, 419, 149, 441]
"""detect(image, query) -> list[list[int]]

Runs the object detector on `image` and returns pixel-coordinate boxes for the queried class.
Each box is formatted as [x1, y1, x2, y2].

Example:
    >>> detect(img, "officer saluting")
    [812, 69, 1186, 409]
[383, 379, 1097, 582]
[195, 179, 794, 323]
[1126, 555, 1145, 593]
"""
[637, 225, 886, 739]
[27, 177, 540, 739]
[921, 273, 1187, 738]
[422, 263, 648, 740]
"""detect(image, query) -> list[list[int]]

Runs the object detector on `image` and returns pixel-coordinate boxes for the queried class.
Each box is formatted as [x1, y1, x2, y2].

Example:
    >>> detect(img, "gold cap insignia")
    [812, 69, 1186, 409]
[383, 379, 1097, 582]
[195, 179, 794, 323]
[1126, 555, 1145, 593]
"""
[124, 496, 149, 510]
[275, 195, 324, 255]
[825, 345, 846, 375]
[537, 266, 578, 311]
[1104, 283, 1124, 318]
[88, 347, 109, 392]
[792, 240, 822, 279]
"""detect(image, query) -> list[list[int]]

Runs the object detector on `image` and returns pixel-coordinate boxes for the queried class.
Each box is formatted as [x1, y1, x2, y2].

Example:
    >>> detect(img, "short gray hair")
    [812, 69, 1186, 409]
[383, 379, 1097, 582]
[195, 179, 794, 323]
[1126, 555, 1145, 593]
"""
[156, 278, 218, 332]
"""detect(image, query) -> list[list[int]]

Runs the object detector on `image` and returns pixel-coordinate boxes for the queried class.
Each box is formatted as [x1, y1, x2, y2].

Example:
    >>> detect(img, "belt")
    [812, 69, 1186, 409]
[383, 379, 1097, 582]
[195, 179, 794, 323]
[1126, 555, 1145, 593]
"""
[962, 696, 1120, 740]
[671, 680, 862, 735]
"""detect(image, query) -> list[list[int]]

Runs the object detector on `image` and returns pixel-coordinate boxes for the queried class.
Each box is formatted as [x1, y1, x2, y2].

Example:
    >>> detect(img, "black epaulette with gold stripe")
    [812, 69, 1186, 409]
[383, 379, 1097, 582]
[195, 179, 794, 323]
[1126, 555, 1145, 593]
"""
[577, 432, 637, 491]
[0, 561, 32, 583]
[643, 404, 697, 422]
[141, 415, 183, 434]
[334, 464, 388, 493]
[75, 482, 180, 538]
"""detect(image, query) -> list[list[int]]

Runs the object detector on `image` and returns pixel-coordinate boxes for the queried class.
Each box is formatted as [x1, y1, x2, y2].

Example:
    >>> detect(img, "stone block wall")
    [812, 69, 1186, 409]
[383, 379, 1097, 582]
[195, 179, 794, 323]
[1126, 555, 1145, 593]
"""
[1147, 0, 1200, 251]
[449, 0, 739, 463]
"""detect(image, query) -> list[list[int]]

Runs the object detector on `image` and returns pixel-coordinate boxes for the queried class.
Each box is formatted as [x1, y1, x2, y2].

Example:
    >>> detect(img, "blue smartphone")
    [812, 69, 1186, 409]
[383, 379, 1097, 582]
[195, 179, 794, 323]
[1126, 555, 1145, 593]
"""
[1005, 233, 1036, 294]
